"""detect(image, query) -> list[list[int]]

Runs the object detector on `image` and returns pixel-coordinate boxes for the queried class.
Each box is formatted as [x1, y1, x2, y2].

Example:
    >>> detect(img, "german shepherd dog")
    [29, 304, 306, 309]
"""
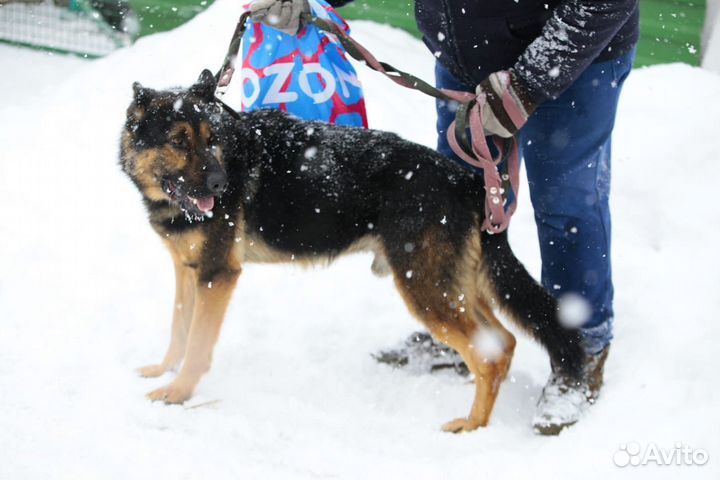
[120, 70, 583, 432]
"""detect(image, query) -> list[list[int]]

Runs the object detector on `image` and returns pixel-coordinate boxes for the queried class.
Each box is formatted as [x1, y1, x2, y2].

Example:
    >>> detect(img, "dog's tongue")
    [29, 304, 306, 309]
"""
[194, 196, 215, 212]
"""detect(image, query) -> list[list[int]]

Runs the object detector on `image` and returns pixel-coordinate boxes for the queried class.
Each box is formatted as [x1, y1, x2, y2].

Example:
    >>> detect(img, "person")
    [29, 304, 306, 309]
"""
[249, 0, 639, 435]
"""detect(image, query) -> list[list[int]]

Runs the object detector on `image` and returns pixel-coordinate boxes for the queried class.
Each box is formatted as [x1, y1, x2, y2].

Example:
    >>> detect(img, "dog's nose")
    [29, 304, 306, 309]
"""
[206, 170, 228, 194]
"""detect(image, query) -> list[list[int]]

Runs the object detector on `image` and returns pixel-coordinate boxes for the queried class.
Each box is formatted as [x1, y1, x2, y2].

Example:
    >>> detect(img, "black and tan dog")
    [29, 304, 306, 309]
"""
[120, 70, 583, 432]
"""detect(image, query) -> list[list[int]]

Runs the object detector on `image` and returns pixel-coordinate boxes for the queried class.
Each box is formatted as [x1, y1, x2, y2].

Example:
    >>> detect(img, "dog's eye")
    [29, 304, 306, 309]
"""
[170, 134, 186, 147]
[207, 134, 216, 145]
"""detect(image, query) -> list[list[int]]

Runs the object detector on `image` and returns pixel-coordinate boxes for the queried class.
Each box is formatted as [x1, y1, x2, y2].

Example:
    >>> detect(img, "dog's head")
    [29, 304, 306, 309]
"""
[120, 69, 229, 218]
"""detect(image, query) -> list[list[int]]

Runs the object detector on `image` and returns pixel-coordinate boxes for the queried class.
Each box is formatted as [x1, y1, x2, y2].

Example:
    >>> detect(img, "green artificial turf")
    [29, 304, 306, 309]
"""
[635, 0, 705, 66]
[129, 0, 216, 35]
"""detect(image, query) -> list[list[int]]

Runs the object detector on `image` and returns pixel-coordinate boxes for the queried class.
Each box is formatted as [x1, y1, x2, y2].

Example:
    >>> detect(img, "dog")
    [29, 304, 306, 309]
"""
[119, 70, 583, 432]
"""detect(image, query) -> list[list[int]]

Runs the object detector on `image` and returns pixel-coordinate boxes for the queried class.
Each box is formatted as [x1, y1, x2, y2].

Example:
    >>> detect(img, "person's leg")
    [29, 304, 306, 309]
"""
[525, 49, 635, 434]
[520, 49, 635, 354]
[435, 54, 634, 351]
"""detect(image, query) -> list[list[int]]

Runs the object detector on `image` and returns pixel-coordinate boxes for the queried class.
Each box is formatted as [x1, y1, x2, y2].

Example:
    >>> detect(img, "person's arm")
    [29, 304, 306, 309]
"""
[514, 0, 639, 103]
[478, 0, 638, 138]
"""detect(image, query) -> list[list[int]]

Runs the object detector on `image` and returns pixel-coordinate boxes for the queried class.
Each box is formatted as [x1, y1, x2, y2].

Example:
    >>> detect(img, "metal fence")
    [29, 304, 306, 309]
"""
[0, 0, 138, 57]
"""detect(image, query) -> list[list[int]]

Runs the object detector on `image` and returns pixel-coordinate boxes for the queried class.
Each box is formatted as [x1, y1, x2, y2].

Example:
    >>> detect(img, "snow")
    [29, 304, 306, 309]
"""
[1, 0, 719, 478]
[557, 293, 592, 328]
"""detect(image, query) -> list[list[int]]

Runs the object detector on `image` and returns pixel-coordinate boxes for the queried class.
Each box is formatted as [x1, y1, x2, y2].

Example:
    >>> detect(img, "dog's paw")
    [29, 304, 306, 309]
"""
[441, 417, 486, 433]
[137, 364, 171, 378]
[146, 382, 193, 404]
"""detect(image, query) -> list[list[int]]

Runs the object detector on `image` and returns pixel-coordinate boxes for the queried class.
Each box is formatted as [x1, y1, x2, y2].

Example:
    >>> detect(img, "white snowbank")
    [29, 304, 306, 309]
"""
[0, 1, 719, 478]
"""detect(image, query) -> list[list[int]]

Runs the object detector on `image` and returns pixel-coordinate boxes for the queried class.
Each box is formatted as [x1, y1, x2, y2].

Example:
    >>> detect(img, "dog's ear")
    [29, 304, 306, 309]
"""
[190, 69, 217, 101]
[132, 81, 156, 107]
[128, 82, 155, 124]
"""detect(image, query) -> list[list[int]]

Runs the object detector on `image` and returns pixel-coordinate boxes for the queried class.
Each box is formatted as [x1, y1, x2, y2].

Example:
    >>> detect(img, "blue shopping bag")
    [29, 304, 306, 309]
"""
[240, 0, 367, 127]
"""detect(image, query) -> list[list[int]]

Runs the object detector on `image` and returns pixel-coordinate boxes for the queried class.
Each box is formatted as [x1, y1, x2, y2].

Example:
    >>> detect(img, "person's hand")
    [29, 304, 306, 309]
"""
[249, 0, 310, 36]
[476, 70, 536, 138]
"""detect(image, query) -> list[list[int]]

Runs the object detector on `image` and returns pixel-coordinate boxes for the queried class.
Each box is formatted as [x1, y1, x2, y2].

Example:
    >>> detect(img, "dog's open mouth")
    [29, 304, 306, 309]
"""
[189, 195, 214, 212]
[163, 179, 215, 217]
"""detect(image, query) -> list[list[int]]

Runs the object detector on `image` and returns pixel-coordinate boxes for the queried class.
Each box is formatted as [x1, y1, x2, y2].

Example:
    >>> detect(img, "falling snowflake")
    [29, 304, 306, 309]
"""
[473, 329, 505, 361]
[558, 293, 591, 328]
[304, 146, 318, 159]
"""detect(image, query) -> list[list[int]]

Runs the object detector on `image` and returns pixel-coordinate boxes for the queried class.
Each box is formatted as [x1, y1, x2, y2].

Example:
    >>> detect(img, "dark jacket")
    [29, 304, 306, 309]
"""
[328, 0, 639, 104]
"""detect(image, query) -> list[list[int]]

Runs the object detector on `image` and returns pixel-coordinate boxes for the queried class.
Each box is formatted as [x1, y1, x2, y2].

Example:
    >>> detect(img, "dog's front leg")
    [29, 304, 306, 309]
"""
[147, 268, 240, 404]
[138, 260, 196, 378]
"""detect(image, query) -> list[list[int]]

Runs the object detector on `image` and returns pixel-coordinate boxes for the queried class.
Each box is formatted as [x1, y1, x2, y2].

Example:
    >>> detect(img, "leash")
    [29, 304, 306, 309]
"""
[216, 11, 251, 94]
[214, 11, 519, 234]
[213, 11, 251, 121]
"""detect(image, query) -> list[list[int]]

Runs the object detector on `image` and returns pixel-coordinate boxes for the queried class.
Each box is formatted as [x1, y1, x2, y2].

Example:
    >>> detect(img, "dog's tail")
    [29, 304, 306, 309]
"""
[480, 230, 584, 377]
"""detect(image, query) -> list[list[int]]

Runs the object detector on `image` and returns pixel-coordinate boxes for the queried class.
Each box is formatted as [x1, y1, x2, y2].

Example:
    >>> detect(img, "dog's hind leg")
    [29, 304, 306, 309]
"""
[138, 259, 196, 378]
[429, 316, 504, 432]
[474, 299, 516, 382]
[396, 286, 504, 432]
[147, 268, 240, 404]
[386, 231, 505, 432]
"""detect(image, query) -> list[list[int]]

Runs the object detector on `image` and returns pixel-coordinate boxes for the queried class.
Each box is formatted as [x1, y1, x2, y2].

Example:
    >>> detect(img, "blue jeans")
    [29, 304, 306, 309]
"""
[435, 50, 635, 354]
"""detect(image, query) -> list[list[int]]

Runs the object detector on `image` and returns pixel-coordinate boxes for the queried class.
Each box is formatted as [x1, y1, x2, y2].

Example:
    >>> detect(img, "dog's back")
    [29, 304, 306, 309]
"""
[228, 108, 486, 262]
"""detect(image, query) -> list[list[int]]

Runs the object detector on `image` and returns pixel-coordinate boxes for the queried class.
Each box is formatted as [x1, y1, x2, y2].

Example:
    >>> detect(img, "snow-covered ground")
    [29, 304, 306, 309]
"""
[1, 1, 719, 478]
